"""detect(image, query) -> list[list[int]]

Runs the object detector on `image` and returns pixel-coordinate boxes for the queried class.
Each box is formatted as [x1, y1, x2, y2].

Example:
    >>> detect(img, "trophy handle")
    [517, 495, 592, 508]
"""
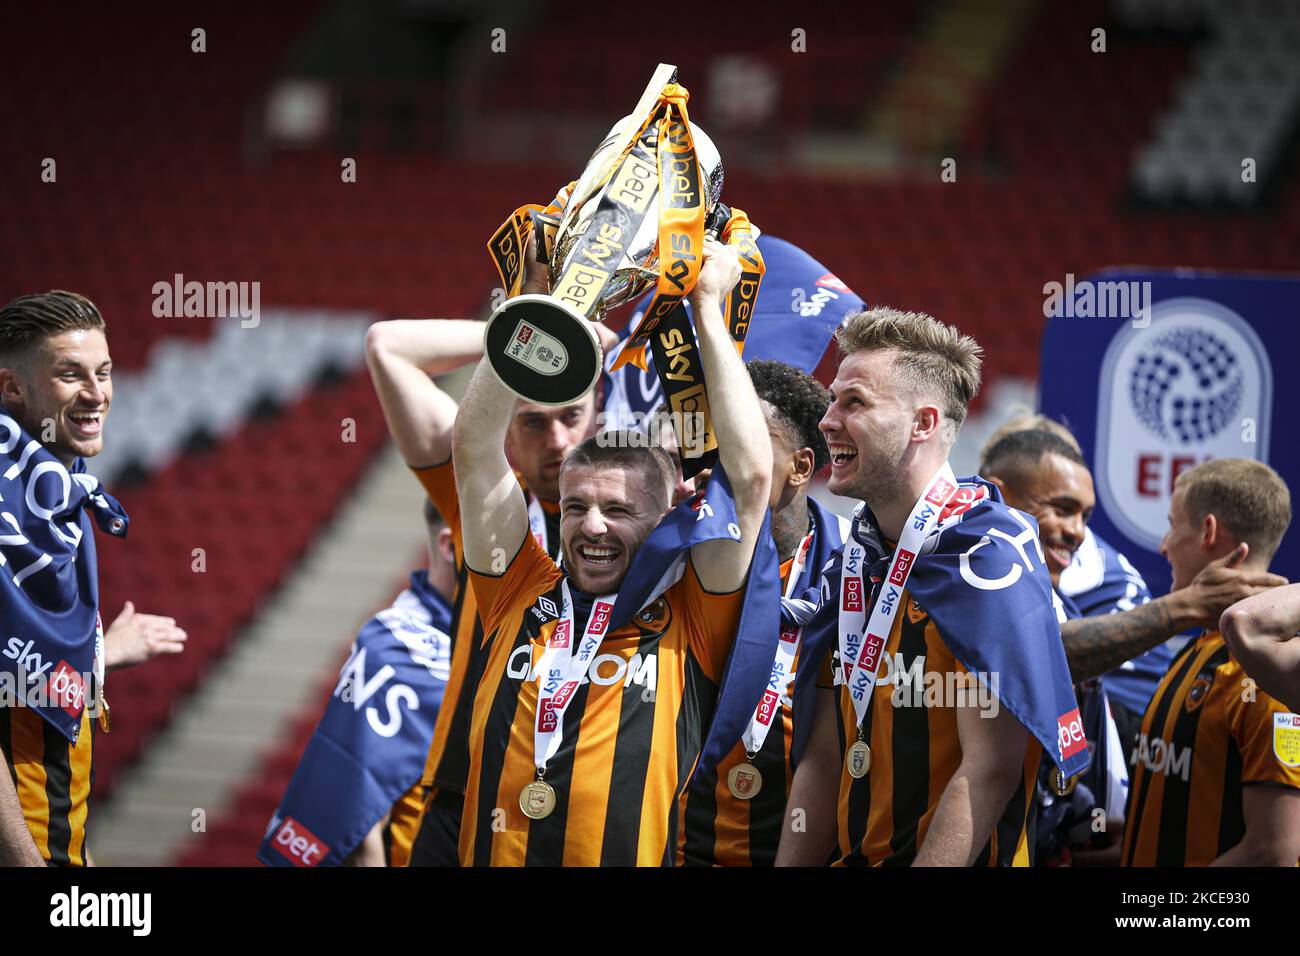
[704, 202, 731, 240]
[483, 294, 603, 406]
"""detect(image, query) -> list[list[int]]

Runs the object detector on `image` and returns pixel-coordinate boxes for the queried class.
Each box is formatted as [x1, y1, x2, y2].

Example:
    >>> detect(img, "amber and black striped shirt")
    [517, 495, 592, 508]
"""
[461, 534, 744, 866]
[1122, 630, 1300, 866]
[678, 556, 797, 867]
[387, 461, 561, 855]
[817, 591, 1039, 866]
[1, 703, 94, 866]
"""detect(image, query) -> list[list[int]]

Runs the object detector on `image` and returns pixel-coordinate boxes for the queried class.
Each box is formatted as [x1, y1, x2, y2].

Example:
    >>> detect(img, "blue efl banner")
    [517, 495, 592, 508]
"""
[1039, 271, 1299, 594]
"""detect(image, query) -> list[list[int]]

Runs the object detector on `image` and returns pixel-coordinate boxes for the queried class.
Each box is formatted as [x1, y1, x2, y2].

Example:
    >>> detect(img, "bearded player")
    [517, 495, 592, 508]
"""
[365, 301, 622, 864]
[776, 307, 1085, 867]
[450, 238, 771, 865]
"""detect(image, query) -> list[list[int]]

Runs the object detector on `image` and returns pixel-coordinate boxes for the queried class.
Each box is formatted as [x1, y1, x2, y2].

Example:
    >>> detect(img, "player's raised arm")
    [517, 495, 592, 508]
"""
[365, 316, 486, 468]
[451, 240, 552, 574]
[1221, 582, 1300, 713]
[688, 239, 773, 593]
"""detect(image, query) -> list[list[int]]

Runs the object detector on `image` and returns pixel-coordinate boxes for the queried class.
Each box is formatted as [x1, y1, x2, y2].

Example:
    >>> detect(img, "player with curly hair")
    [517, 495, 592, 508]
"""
[677, 359, 851, 866]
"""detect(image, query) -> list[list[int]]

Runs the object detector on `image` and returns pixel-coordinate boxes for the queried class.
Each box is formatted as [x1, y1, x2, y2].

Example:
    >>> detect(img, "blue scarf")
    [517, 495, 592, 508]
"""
[793, 477, 1090, 779]
[688, 497, 848, 791]
[258, 571, 452, 867]
[0, 411, 128, 743]
[599, 466, 781, 783]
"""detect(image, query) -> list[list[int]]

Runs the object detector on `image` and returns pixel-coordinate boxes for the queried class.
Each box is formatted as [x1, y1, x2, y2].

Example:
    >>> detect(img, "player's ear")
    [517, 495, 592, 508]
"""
[437, 527, 455, 565]
[789, 447, 816, 487]
[0, 366, 24, 407]
[913, 403, 942, 443]
[1201, 512, 1219, 552]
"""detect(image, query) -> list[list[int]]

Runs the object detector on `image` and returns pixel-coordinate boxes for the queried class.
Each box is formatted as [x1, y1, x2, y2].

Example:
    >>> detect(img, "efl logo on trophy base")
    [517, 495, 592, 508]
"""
[505, 319, 569, 377]
[1096, 297, 1271, 550]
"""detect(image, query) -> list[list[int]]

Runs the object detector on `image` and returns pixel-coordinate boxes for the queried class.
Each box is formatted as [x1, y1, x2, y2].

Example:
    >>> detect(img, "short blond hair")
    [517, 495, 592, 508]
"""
[1175, 458, 1292, 562]
[979, 410, 1081, 471]
[835, 307, 983, 444]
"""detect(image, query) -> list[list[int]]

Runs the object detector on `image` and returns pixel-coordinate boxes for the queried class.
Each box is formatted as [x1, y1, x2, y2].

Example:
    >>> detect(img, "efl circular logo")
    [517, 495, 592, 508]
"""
[1129, 328, 1243, 444]
[1097, 297, 1271, 551]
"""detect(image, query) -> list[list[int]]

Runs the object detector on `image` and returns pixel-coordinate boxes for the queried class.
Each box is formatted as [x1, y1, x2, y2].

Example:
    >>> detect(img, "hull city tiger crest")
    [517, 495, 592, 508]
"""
[635, 596, 672, 634]
[906, 596, 927, 625]
[1184, 674, 1213, 713]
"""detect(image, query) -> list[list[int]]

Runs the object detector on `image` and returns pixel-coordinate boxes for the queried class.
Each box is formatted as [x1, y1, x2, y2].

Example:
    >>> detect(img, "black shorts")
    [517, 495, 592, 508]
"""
[408, 789, 464, 867]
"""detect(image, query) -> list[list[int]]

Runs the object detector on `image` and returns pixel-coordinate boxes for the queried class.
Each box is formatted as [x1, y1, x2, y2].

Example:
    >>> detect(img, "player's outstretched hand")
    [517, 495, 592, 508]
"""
[688, 238, 741, 312]
[105, 601, 189, 671]
[1182, 543, 1289, 630]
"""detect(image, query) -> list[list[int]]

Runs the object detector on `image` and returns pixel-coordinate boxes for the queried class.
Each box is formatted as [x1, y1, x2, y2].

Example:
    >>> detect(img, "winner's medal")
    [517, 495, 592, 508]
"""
[846, 738, 871, 779]
[1051, 768, 1077, 797]
[837, 466, 960, 784]
[727, 759, 763, 799]
[526, 582, 617, 824]
[520, 774, 557, 820]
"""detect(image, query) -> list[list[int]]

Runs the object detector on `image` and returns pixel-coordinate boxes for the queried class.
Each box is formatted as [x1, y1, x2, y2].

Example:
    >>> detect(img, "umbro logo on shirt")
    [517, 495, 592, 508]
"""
[531, 596, 560, 623]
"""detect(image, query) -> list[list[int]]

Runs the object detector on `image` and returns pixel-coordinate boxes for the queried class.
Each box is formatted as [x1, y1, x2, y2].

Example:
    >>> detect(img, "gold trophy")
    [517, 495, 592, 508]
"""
[484, 63, 726, 406]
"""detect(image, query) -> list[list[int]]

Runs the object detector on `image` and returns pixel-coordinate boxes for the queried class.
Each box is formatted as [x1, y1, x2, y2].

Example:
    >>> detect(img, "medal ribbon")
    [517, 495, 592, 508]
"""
[532, 580, 618, 773]
[838, 463, 960, 733]
[739, 526, 815, 757]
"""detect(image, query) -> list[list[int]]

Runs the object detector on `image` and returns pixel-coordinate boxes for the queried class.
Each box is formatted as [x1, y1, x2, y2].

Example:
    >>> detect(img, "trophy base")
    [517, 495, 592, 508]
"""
[483, 294, 603, 406]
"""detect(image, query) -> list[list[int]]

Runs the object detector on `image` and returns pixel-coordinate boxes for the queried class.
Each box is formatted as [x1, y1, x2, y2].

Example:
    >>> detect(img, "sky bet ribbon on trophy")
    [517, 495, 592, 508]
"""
[484, 63, 765, 478]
